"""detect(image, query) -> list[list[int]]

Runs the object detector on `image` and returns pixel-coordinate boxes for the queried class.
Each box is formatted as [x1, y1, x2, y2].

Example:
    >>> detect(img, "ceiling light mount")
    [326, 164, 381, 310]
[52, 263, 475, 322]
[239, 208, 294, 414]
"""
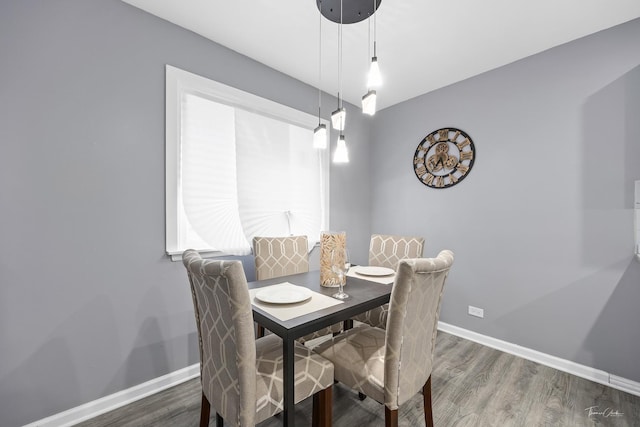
[316, 0, 382, 24]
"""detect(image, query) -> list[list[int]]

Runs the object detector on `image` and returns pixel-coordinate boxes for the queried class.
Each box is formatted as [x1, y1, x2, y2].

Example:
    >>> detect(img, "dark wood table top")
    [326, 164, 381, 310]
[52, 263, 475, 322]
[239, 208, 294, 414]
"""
[247, 270, 392, 340]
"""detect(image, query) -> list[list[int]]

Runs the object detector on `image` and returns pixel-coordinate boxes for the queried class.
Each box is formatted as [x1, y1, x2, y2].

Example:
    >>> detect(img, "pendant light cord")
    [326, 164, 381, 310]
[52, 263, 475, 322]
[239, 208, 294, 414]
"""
[368, 9, 371, 64]
[339, 0, 343, 109]
[318, 0, 322, 123]
[373, 0, 377, 57]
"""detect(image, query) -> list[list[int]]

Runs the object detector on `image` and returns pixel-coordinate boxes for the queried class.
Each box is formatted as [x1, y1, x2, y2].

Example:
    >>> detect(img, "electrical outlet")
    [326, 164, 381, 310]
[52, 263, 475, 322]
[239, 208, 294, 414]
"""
[468, 305, 484, 318]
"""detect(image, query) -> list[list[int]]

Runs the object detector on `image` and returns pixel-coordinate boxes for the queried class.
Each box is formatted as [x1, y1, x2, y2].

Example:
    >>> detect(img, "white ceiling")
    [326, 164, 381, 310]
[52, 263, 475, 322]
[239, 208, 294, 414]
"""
[122, 0, 640, 110]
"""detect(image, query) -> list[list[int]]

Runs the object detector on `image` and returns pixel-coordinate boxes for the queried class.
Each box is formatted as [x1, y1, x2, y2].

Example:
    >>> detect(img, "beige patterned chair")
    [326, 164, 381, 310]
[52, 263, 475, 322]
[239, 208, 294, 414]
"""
[315, 251, 454, 427]
[352, 234, 425, 329]
[253, 236, 342, 343]
[183, 249, 334, 427]
[254, 235, 310, 281]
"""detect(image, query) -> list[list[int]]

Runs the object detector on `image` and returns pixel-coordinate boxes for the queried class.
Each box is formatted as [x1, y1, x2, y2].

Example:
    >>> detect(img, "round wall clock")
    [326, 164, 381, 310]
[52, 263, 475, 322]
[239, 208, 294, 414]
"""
[413, 127, 476, 189]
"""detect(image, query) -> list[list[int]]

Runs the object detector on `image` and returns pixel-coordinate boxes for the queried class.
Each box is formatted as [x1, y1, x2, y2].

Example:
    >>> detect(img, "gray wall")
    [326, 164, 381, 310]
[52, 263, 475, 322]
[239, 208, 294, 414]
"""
[0, 1, 371, 426]
[371, 18, 640, 382]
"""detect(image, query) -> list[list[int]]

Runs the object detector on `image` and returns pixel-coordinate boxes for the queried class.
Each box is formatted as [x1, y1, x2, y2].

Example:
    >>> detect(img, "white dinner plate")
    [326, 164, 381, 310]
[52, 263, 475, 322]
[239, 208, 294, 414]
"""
[351, 266, 395, 277]
[255, 283, 312, 304]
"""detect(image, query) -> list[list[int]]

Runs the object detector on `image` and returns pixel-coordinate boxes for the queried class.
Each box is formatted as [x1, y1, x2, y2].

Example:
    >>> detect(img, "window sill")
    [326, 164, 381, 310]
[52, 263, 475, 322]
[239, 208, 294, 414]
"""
[167, 249, 226, 262]
[167, 241, 320, 262]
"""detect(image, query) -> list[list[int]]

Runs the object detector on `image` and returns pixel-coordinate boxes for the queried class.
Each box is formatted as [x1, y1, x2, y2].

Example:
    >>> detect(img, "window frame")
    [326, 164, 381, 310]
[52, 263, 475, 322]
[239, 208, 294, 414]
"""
[165, 65, 330, 261]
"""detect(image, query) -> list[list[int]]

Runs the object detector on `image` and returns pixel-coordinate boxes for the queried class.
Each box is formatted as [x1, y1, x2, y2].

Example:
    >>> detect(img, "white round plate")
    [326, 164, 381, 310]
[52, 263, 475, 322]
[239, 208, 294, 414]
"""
[352, 266, 395, 277]
[255, 284, 312, 304]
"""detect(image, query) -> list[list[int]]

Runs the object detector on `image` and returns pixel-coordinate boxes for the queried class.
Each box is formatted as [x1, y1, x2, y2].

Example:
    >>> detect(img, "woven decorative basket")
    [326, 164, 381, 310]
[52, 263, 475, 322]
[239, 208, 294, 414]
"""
[319, 231, 346, 287]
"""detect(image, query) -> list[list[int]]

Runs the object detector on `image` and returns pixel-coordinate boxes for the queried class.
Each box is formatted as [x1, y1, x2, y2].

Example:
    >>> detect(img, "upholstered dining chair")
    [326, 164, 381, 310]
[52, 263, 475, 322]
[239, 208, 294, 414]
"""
[253, 235, 310, 281]
[183, 249, 334, 427]
[253, 236, 342, 343]
[315, 251, 454, 427]
[351, 234, 425, 330]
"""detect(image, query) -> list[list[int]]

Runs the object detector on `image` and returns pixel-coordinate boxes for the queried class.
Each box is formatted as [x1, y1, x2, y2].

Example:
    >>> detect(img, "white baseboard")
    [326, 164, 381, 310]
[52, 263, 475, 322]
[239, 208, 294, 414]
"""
[22, 364, 200, 427]
[610, 374, 640, 397]
[438, 321, 640, 397]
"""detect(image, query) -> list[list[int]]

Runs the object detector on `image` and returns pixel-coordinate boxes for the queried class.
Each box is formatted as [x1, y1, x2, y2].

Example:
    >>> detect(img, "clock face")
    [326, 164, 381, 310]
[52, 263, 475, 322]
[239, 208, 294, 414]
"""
[413, 128, 476, 189]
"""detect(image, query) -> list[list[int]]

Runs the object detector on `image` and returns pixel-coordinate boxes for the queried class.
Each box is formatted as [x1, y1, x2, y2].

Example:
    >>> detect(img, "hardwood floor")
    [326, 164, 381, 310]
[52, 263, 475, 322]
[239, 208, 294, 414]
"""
[76, 332, 640, 427]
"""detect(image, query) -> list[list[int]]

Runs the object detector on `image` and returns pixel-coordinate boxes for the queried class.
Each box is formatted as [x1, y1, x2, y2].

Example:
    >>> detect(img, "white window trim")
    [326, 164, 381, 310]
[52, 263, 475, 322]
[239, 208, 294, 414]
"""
[166, 65, 330, 261]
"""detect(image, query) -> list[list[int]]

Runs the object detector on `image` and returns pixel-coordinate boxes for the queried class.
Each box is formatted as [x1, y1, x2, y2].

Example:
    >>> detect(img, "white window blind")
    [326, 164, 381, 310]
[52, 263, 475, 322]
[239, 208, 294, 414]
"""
[166, 66, 330, 259]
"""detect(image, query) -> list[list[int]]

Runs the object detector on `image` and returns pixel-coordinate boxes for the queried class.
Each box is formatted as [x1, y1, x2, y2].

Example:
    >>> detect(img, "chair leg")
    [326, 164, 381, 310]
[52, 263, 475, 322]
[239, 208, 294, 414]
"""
[256, 323, 265, 338]
[423, 375, 434, 427]
[312, 389, 318, 422]
[312, 385, 332, 427]
[216, 413, 223, 427]
[199, 392, 211, 427]
[384, 406, 398, 427]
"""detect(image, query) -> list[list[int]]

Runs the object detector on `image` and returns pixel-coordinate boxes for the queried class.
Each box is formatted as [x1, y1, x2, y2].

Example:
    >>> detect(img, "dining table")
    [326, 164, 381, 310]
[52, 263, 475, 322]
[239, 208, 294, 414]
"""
[247, 269, 394, 427]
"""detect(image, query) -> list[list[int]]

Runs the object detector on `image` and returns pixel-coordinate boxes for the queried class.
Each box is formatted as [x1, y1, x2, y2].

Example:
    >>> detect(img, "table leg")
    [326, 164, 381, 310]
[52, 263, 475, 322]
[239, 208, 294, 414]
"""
[283, 336, 295, 427]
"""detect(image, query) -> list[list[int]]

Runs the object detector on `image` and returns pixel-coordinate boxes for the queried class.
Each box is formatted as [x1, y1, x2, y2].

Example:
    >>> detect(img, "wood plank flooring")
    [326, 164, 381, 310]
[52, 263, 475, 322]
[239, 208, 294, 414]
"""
[75, 332, 640, 427]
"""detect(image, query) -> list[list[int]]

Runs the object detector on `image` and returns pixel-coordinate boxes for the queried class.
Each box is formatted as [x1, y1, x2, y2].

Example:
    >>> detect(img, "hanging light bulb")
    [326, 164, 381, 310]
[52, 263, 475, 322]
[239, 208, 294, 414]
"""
[367, 56, 382, 87]
[333, 134, 349, 163]
[361, 90, 377, 115]
[331, 104, 346, 130]
[313, 123, 327, 149]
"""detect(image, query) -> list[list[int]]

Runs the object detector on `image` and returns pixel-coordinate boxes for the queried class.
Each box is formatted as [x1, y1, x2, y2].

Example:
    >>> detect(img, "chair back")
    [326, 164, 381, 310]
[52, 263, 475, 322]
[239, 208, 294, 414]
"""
[183, 250, 257, 426]
[383, 250, 454, 408]
[368, 234, 425, 270]
[253, 235, 310, 280]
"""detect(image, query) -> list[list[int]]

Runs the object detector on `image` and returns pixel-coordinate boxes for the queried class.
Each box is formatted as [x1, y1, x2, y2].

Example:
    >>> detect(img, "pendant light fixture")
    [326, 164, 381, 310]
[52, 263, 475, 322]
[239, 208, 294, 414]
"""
[361, 7, 377, 116]
[367, 0, 382, 88]
[314, 0, 382, 161]
[330, 99, 346, 131]
[313, 118, 328, 149]
[313, 1, 327, 149]
[361, 89, 377, 115]
[334, 134, 349, 163]
[330, 5, 346, 133]
[367, 55, 382, 87]
[361, 0, 380, 115]
[333, 0, 348, 163]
